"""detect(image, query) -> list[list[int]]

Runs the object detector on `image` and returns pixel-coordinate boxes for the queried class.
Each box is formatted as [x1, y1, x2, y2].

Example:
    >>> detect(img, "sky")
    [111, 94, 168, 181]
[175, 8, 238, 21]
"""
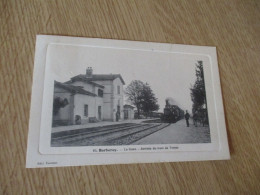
[47, 44, 209, 112]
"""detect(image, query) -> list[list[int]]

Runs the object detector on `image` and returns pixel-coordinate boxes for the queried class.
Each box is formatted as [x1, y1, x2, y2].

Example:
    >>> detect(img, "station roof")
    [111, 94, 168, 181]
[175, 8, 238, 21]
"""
[124, 104, 135, 109]
[65, 76, 105, 88]
[67, 74, 125, 85]
[54, 81, 97, 97]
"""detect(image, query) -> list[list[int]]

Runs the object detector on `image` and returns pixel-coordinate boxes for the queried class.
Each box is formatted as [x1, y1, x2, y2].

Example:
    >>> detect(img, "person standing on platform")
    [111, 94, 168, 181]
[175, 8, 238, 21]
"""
[193, 111, 198, 127]
[185, 110, 190, 127]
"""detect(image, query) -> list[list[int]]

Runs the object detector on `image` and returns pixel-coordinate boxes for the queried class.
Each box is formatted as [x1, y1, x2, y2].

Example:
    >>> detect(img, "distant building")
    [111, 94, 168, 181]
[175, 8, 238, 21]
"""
[52, 67, 125, 126]
[150, 111, 163, 118]
[123, 104, 135, 120]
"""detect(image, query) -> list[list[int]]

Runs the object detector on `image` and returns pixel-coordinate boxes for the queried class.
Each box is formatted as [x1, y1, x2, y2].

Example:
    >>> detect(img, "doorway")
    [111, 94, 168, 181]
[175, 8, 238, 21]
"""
[117, 105, 120, 119]
[98, 106, 101, 120]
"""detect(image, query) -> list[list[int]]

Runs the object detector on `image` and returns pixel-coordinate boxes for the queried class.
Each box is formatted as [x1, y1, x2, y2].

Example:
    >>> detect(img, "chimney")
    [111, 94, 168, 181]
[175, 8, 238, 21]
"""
[86, 67, 93, 77]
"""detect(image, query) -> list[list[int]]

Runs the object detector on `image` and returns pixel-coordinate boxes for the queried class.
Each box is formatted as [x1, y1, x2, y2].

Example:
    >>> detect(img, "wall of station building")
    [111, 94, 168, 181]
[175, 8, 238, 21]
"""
[70, 80, 109, 122]
[94, 80, 114, 121]
[53, 77, 125, 125]
[73, 94, 103, 124]
[94, 78, 124, 121]
[112, 78, 124, 121]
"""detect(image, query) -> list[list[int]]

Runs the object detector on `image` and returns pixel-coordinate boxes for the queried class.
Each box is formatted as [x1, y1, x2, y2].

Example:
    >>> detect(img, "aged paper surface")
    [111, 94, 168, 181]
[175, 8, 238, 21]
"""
[26, 35, 229, 168]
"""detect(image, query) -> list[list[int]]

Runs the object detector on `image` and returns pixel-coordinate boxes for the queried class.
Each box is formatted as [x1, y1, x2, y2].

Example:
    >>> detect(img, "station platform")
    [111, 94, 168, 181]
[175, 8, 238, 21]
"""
[52, 118, 158, 133]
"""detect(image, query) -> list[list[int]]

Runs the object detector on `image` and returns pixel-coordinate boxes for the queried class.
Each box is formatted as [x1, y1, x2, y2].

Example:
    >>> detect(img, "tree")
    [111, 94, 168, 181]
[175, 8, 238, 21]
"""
[190, 61, 207, 112]
[141, 83, 159, 117]
[53, 97, 69, 115]
[125, 80, 159, 118]
[190, 61, 208, 123]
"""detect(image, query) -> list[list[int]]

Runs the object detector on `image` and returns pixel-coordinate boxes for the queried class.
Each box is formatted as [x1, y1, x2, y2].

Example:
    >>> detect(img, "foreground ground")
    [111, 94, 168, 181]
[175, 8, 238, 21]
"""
[133, 119, 211, 144]
[51, 122, 170, 146]
[51, 119, 210, 146]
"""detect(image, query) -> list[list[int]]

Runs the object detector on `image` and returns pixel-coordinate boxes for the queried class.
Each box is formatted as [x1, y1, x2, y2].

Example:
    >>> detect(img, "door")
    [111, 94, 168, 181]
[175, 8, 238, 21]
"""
[98, 106, 101, 120]
[117, 105, 120, 119]
[124, 110, 128, 119]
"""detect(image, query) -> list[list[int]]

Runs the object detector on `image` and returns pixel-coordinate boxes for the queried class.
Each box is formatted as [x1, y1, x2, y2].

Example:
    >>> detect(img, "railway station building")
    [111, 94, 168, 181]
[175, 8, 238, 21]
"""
[52, 67, 125, 126]
[123, 104, 135, 120]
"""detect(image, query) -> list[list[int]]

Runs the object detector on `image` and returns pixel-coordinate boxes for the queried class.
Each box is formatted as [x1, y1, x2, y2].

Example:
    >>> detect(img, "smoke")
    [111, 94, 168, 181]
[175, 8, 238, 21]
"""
[165, 97, 178, 106]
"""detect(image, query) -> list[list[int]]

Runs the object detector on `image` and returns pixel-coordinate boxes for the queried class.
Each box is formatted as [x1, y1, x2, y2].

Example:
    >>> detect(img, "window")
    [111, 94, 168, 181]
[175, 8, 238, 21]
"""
[84, 105, 88, 117]
[98, 89, 103, 97]
[117, 86, 120, 94]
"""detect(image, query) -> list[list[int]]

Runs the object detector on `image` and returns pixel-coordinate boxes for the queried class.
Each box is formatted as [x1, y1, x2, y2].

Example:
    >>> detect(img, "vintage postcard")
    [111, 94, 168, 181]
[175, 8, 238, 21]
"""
[26, 35, 230, 168]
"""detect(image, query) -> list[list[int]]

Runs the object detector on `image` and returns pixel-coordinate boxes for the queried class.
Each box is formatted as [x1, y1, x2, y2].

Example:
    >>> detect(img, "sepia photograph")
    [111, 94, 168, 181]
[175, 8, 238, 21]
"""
[48, 44, 211, 148]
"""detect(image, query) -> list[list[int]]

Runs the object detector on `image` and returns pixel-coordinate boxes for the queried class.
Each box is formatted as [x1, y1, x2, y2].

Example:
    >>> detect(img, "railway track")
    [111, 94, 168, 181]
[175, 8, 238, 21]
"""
[52, 123, 140, 141]
[51, 123, 170, 146]
[51, 123, 148, 146]
[102, 123, 170, 145]
[52, 123, 136, 139]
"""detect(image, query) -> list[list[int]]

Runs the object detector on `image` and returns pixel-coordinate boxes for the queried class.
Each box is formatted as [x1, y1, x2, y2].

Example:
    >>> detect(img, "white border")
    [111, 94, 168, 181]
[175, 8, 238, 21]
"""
[39, 44, 218, 154]
[26, 35, 230, 168]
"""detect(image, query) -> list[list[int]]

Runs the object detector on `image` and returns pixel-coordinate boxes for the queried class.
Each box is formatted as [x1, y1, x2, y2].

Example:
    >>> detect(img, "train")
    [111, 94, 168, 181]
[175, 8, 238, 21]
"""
[161, 98, 184, 123]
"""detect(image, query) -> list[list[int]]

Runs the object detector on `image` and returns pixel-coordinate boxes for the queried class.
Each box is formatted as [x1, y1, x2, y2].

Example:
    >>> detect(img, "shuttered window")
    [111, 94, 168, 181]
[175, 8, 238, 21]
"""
[84, 105, 88, 116]
[98, 89, 103, 97]
[117, 86, 120, 94]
